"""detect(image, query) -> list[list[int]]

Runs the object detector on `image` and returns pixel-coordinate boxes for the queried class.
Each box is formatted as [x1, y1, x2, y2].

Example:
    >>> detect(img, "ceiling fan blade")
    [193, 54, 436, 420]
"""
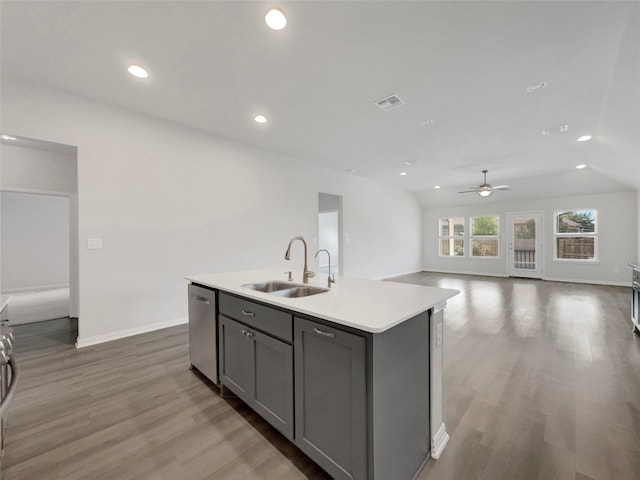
[492, 185, 510, 190]
[458, 189, 479, 193]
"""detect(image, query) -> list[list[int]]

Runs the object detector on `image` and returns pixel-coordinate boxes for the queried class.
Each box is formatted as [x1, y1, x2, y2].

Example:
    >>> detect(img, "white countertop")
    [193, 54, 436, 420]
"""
[186, 269, 459, 333]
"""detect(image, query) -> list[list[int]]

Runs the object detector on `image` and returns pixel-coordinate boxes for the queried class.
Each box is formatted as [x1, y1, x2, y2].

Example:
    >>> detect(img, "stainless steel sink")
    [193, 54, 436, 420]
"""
[242, 281, 329, 298]
[271, 286, 329, 298]
[241, 281, 296, 292]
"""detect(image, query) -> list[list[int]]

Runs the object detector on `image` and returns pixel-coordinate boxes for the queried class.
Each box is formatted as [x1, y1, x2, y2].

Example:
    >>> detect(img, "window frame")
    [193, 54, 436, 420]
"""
[553, 209, 598, 262]
[470, 214, 500, 259]
[438, 217, 465, 258]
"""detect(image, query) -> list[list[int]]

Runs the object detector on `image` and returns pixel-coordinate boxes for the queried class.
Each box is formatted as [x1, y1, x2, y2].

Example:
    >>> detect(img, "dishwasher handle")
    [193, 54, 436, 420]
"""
[190, 294, 211, 305]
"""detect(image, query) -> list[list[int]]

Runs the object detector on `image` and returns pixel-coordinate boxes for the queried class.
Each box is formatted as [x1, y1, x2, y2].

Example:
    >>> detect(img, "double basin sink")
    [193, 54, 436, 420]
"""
[242, 281, 329, 298]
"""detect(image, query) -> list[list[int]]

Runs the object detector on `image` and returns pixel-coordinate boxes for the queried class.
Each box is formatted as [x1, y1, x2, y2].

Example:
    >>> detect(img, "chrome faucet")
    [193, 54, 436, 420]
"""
[315, 249, 336, 288]
[285, 236, 315, 284]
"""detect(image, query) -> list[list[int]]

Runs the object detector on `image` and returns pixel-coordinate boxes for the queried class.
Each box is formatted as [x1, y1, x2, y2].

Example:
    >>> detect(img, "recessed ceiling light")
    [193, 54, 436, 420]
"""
[434, 185, 441, 189]
[418, 120, 434, 127]
[526, 82, 548, 92]
[254, 114, 268, 124]
[265, 8, 286, 30]
[1, 134, 17, 140]
[400, 172, 407, 176]
[576, 164, 587, 169]
[577, 135, 592, 142]
[127, 65, 149, 79]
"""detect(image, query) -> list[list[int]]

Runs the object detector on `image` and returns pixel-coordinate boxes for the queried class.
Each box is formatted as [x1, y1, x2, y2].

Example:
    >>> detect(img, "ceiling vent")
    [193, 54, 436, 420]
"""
[403, 159, 421, 166]
[375, 94, 406, 111]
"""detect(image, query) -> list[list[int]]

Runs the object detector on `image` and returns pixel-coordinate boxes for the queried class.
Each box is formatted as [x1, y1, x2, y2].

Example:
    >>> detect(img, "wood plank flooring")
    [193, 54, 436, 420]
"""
[3, 273, 639, 479]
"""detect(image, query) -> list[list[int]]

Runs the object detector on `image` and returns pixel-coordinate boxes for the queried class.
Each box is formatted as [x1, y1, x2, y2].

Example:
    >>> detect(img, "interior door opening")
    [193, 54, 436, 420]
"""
[318, 193, 343, 276]
[0, 134, 78, 345]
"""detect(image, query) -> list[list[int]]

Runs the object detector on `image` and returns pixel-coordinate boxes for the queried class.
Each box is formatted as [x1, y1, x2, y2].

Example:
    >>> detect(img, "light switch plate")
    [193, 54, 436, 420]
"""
[87, 238, 102, 249]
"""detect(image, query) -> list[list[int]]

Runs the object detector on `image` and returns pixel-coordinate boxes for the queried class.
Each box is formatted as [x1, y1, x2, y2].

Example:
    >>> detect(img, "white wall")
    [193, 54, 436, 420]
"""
[637, 189, 640, 261]
[0, 143, 77, 192]
[423, 191, 637, 286]
[1, 192, 69, 292]
[0, 78, 422, 345]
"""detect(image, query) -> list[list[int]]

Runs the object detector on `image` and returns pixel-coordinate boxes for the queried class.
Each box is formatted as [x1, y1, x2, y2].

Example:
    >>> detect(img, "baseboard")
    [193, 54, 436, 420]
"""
[430, 422, 450, 460]
[76, 316, 188, 348]
[419, 269, 630, 287]
[543, 276, 631, 287]
[375, 269, 423, 281]
[421, 268, 508, 278]
[1, 283, 69, 294]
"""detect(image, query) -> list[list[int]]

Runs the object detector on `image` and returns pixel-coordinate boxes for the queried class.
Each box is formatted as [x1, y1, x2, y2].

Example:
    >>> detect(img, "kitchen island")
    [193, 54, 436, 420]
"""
[186, 269, 459, 480]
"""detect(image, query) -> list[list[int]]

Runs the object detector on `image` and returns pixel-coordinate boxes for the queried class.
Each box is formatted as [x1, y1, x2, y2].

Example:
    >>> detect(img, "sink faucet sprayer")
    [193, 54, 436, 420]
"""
[315, 249, 336, 288]
[284, 236, 315, 284]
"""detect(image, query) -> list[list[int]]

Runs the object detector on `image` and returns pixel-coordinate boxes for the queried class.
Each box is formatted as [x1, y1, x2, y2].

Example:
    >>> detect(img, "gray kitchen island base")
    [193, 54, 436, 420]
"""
[219, 297, 434, 480]
[187, 270, 458, 480]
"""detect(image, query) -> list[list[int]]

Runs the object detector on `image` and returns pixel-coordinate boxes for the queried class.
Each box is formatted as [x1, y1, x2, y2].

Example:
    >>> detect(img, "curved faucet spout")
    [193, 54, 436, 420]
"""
[315, 249, 336, 288]
[284, 236, 315, 284]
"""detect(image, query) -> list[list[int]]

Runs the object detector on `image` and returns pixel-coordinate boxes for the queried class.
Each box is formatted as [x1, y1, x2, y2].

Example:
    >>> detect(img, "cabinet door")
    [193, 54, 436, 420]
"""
[219, 315, 294, 441]
[219, 315, 253, 404]
[294, 317, 367, 480]
[253, 329, 294, 440]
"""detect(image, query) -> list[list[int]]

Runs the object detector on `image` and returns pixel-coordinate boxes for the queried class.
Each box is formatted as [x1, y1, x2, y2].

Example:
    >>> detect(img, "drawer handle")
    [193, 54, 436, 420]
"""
[313, 327, 335, 338]
[190, 294, 210, 304]
[241, 309, 255, 317]
[242, 329, 254, 338]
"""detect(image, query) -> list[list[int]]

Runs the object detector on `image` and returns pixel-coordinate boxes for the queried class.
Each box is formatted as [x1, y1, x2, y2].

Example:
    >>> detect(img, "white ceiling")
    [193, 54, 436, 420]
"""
[1, 1, 638, 207]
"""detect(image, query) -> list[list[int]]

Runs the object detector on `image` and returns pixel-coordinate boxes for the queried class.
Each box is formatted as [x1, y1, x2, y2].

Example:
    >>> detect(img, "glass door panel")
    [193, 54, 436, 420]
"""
[507, 212, 543, 278]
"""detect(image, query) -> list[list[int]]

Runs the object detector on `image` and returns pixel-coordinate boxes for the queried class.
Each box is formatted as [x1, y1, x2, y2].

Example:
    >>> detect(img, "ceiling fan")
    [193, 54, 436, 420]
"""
[458, 170, 509, 197]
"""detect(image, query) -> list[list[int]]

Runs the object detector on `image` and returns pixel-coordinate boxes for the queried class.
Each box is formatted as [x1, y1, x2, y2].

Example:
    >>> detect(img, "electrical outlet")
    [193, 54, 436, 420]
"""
[87, 238, 102, 249]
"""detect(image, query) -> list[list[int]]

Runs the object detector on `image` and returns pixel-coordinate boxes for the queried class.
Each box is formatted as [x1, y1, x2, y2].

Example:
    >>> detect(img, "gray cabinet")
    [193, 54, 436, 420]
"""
[213, 290, 432, 480]
[219, 314, 294, 440]
[294, 316, 367, 480]
[188, 284, 217, 384]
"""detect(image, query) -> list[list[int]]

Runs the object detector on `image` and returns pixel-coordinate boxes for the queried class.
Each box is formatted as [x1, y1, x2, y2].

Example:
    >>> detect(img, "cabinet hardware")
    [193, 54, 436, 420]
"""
[313, 327, 335, 338]
[242, 309, 255, 317]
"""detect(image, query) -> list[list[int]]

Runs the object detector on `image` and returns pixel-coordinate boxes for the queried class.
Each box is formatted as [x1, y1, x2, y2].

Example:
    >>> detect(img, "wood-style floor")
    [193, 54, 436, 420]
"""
[3, 273, 639, 480]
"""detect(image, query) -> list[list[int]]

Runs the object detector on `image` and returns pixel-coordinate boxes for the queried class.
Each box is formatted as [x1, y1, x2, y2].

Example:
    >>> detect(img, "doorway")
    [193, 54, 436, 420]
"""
[0, 134, 78, 344]
[1, 190, 78, 324]
[318, 193, 343, 276]
[507, 211, 543, 279]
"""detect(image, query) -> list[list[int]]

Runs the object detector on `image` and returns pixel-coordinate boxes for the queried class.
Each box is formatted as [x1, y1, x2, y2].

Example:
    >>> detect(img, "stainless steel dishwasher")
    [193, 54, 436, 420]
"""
[188, 284, 218, 384]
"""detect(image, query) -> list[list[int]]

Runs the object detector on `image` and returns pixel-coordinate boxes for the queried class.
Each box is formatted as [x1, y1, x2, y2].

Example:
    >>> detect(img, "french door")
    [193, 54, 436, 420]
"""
[507, 212, 543, 279]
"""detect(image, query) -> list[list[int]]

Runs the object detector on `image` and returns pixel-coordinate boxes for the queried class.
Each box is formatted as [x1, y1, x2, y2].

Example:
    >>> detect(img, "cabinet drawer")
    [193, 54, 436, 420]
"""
[219, 292, 292, 342]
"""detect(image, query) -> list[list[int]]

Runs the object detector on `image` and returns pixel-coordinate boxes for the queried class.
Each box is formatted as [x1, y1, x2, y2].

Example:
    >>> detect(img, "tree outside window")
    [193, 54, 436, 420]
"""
[471, 215, 499, 257]
[554, 210, 597, 260]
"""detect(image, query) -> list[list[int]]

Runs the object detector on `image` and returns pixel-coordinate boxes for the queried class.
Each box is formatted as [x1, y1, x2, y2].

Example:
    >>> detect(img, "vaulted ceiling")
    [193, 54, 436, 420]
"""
[1, 1, 638, 207]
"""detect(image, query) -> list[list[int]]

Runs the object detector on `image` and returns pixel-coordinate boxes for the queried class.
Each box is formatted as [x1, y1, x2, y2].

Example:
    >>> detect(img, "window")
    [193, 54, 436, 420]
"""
[471, 215, 499, 257]
[554, 210, 597, 261]
[439, 217, 464, 256]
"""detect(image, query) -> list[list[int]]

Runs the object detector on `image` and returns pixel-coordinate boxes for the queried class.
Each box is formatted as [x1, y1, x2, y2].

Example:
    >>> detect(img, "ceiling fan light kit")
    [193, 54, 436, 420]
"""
[458, 169, 509, 198]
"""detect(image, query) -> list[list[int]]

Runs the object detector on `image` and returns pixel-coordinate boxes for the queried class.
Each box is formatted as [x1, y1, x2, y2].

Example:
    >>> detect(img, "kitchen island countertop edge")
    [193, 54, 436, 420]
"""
[186, 269, 459, 333]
